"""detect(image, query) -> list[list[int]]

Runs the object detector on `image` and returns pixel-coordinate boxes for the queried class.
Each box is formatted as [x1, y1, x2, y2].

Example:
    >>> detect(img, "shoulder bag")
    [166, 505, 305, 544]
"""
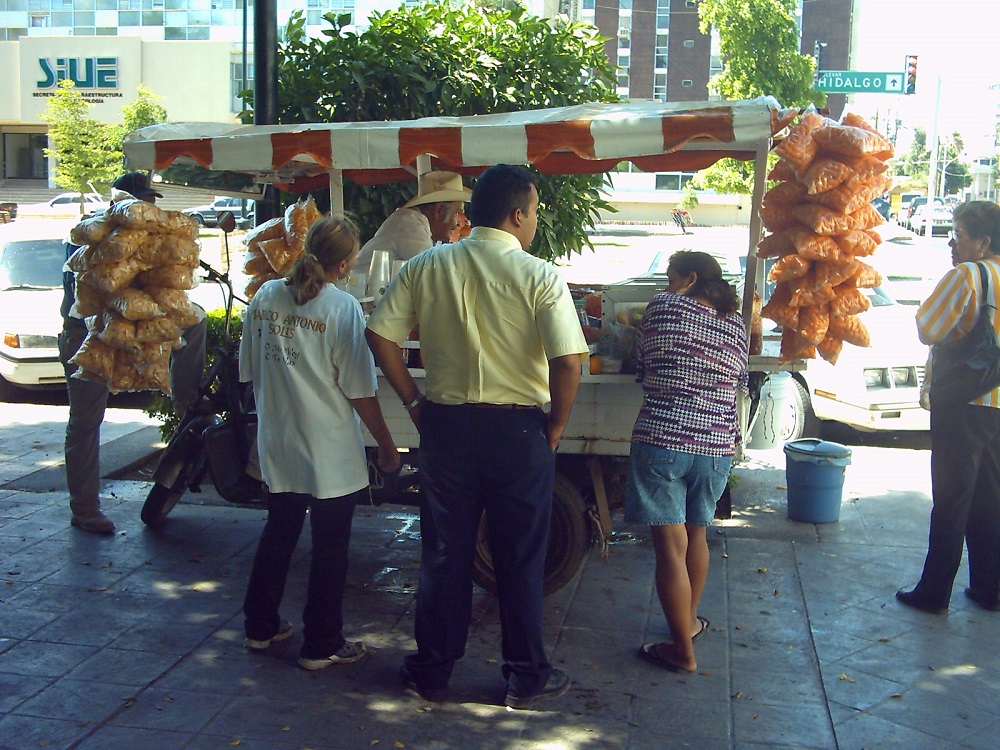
[929, 262, 1000, 408]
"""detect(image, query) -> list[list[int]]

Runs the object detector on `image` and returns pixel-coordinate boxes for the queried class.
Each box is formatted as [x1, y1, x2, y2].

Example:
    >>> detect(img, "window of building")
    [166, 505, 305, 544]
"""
[96, 26, 116, 35]
[97, 0, 118, 8]
[29, 13, 48, 27]
[119, 10, 140, 25]
[655, 172, 696, 190]
[681, 79, 693, 87]
[685, 0, 697, 6]
[683, 39, 694, 48]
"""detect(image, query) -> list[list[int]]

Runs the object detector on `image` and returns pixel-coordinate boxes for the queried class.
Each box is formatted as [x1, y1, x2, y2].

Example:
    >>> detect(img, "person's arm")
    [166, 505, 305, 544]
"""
[365, 329, 426, 427]
[546, 353, 582, 451]
[350, 395, 401, 473]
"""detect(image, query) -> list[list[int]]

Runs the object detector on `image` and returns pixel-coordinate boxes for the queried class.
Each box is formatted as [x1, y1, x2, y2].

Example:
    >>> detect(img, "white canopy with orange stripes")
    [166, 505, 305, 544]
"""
[123, 97, 795, 192]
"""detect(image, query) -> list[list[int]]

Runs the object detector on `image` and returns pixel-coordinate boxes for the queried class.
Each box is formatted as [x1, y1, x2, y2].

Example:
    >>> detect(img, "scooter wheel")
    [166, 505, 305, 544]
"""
[141, 482, 186, 526]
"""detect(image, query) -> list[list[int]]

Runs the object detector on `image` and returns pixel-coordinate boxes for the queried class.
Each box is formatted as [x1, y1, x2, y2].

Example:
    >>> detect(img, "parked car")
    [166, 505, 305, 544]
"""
[779, 284, 929, 438]
[900, 196, 944, 231]
[19, 192, 110, 217]
[870, 196, 892, 220]
[0, 201, 16, 222]
[0, 226, 70, 396]
[910, 204, 953, 236]
[183, 196, 254, 228]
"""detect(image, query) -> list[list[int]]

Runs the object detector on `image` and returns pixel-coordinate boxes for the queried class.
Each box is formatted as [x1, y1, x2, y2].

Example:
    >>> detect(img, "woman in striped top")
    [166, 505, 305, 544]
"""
[897, 201, 1000, 614]
[627, 251, 748, 673]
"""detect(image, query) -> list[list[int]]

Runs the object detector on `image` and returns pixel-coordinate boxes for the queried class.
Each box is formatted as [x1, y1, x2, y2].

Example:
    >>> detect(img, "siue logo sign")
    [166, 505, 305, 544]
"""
[37, 57, 119, 89]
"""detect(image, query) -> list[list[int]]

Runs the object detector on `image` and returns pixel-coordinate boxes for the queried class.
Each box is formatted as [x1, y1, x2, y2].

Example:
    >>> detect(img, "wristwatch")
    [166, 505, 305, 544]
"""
[403, 394, 425, 412]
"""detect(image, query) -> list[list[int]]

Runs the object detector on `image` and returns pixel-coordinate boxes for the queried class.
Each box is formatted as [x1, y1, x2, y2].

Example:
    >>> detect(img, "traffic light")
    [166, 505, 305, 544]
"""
[905, 55, 918, 95]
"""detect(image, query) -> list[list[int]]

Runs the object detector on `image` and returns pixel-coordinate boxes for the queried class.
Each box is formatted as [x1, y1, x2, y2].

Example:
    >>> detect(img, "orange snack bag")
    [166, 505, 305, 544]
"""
[763, 180, 808, 207]
[847, 261, 882, 289]
[842, 154, 889, 181]
[792, 204, 853, 236]
[828, 314, 871, 347]
[864, 229, 882, 245]
[774, 112, 826, 177]
[761, 282, 799, 329]
[759, 202, 799, 233]
[789, 274, 837, 307]
[798, 303, 830, 345]
[810, 174, 892, 215]
[817, 335, 844, 364]
[757, 231, 797, 259]
[780, 327, 816, 362]
[849, 202, 887, 231]
[834, 229, 879, 258]
[812, 124, 893, 159]
[768, 254, 812, 283]
[787, 225, 841, 260]
[814, 256, 859, 288]
[829, 286, 872, 317]
[767, 160, 797, 182]
[802, 158, 853, 195]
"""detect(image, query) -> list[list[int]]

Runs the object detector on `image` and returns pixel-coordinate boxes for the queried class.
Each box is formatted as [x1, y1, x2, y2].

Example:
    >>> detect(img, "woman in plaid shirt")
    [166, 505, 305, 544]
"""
[627, 251, 748, 673]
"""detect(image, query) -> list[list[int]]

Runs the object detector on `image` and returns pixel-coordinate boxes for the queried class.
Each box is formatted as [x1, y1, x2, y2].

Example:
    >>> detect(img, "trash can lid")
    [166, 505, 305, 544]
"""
[783, 438, 853, 460]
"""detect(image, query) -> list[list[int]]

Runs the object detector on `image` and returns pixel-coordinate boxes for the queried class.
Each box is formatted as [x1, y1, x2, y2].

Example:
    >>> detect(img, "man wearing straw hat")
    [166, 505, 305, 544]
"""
[355, 170, 471, 274]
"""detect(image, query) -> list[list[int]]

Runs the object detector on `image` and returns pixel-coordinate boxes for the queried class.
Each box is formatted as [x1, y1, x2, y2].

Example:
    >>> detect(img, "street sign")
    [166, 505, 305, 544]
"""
[815, 71, 905, 94]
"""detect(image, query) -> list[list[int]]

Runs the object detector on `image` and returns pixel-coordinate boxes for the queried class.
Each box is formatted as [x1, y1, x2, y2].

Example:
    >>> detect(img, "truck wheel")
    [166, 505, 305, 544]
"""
[785, 378, 820, 441]
[472, 474, 590, 596]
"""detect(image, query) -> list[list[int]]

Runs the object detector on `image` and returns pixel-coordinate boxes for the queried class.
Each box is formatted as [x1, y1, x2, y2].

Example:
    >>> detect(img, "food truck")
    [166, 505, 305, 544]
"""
[122, 97, 807, 593]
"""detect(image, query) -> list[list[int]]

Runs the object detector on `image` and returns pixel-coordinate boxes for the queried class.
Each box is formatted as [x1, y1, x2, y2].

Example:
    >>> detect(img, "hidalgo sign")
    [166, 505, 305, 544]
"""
[37, 57, 119, 90]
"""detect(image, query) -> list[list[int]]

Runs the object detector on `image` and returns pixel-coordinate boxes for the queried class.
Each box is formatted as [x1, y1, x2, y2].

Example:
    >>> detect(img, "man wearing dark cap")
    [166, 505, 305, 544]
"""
[58, 171, 206, 534]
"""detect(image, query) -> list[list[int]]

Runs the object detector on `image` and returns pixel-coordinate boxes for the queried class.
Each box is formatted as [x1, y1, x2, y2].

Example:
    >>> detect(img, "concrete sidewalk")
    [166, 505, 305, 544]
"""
[1, 403, 999, 749]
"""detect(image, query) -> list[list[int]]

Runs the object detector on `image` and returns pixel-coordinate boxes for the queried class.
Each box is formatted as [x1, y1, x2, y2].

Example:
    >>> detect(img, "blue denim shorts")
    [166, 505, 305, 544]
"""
[624, 442, 732, 527]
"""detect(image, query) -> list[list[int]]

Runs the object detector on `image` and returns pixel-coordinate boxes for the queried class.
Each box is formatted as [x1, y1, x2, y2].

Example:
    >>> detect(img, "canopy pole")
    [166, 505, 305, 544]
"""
[741, 140, 770, 333]
[416, 154, 431, 177]
[329, 170, 344, 215]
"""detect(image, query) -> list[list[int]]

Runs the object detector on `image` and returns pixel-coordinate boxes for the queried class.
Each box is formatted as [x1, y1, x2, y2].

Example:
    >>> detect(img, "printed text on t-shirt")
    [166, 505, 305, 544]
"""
[252, 307, 328, 339]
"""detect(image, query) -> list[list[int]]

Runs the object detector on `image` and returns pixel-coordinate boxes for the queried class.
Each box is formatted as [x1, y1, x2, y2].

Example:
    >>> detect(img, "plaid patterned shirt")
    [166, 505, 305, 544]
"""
[631, 292, 749, 456]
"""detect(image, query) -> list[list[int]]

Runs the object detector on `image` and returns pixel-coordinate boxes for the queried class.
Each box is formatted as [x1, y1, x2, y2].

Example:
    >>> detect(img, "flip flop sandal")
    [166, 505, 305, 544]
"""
[638, 643, 686, 673]
[692, 616, 710, 640]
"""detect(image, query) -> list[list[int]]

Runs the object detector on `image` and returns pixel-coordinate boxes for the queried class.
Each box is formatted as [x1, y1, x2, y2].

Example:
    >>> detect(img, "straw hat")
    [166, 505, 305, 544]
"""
[403, 171, 472, 208]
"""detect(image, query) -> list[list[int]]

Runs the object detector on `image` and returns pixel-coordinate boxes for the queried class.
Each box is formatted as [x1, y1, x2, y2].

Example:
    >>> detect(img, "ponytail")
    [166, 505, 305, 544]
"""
[285, 214, 360, 305]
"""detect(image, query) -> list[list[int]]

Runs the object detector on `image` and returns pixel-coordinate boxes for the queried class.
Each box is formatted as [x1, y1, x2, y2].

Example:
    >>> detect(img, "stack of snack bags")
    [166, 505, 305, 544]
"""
[758, 111, 894, 364]
[242, 196, 322, 299]
[65, 199, 201, 393]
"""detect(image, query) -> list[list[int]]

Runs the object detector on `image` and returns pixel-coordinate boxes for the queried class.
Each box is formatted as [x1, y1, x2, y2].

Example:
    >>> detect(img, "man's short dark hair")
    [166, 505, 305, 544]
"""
[469, 164, 537, 228]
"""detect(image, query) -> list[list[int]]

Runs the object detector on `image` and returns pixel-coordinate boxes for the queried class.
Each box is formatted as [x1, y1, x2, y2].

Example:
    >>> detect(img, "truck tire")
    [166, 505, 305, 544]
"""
[472, 473, 590, 596]
[786, 377, 821, 441]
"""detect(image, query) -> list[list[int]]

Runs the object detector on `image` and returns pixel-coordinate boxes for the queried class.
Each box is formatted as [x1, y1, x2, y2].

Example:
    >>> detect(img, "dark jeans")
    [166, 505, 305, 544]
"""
[915, 403, 1000, 606]
[243, 489, 363, 659]
[404, 403, 555, 697]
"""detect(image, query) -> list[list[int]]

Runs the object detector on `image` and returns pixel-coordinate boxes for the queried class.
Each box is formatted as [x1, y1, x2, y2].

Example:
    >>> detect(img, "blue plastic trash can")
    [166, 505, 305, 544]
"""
[783, 438, 853, 523]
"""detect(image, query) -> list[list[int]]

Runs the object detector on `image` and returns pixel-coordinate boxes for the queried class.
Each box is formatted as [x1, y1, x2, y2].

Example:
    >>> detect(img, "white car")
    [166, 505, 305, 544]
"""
[0, 226, 69, 396]
[781, 285, 929, 438]
[910, 204, 953, 237]
[20, 192, 110, 217]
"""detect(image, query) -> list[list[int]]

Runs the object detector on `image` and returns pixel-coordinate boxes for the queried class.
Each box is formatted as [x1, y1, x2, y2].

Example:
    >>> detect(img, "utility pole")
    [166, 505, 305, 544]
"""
[926, 76, 941, 199]
[254, 0, 280, 225]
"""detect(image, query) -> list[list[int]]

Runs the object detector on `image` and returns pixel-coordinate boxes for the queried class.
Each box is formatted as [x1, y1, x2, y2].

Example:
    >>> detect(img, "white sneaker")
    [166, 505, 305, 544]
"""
[298, 640, 367, 670]
[244, 620, 293, 650]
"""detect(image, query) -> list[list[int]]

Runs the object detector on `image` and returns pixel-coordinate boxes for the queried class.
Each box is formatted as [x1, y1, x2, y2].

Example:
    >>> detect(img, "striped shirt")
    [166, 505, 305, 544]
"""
[631, 292, 749, 456]
[916, 257, 1000, 409]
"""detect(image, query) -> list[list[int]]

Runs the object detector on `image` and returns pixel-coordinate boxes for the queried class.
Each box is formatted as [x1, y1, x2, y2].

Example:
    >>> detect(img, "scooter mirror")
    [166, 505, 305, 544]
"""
[217, 210, 237, 234]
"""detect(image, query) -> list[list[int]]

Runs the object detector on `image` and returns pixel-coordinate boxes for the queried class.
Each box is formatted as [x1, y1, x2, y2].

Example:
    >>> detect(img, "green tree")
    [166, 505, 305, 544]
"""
[39, 80, 121, 212]
[892, 127, 929, 184]
[99, 85, 170, 192]
[693, 0, 825, 194]
[939, 133, 971, 196]
[255, 4, 618, 261]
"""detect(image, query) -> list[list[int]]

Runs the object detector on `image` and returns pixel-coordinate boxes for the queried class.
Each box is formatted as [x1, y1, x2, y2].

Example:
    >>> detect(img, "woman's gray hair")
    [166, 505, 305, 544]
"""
[953, 201, 1000, 256]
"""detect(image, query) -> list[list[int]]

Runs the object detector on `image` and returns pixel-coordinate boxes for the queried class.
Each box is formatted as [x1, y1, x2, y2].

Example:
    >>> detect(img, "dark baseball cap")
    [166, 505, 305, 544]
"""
[112, 171, 163, 200]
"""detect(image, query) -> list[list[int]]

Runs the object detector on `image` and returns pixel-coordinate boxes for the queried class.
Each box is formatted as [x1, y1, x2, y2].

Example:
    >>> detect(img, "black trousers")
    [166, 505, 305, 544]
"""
[404, 403, 555, 696]
[916, 403, 1000, 606]
[243, 489, 362, 659]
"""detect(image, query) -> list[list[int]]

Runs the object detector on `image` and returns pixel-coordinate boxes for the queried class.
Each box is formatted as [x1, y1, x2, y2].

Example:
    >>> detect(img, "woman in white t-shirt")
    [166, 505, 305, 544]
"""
[240, 214, 400, 670]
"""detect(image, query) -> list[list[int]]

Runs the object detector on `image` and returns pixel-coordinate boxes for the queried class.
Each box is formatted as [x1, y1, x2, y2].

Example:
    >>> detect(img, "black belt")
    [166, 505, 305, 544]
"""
[452, 402, 539, 410]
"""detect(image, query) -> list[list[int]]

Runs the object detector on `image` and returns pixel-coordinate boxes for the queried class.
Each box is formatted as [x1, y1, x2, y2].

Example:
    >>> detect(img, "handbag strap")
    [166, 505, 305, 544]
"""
[977, 262, 996, 322]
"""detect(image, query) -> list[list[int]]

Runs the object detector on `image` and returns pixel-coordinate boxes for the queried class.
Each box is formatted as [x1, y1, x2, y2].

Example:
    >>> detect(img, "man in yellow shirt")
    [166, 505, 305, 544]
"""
[366, 164, 588, 708]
